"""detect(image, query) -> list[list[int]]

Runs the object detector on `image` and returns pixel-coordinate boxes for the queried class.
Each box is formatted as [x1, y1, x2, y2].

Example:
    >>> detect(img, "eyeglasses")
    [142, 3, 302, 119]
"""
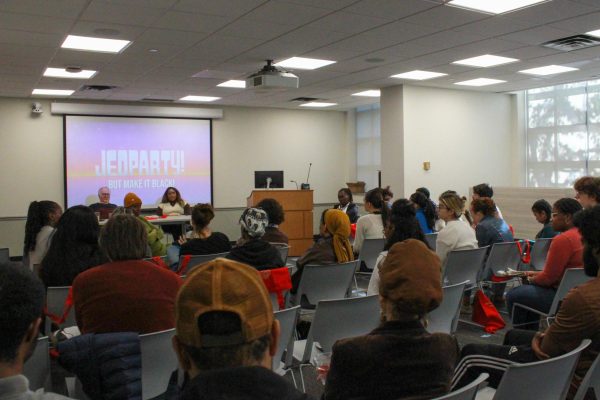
[551, 212, 561, 217]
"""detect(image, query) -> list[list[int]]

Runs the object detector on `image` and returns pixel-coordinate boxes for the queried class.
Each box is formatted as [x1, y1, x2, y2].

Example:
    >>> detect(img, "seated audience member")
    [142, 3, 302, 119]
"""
[172, 259, 311, 400]
[410, 191, 436, 234]
[292, 209, 354, 294]
[435, 192, 478, 266]
[0, 262, 74, 400]
[441, 190, 474, 226]
[23, 200, 62, 270]
[367, 199, 427, 295]
[324, 240, 458, 400]
[506, 198, 583, 329]
[531, 199, 558, 239]
[334, 188, 359, 224]
[453, 205, 600, 399]
[256, 198, 288, 244]
[354, 188, 388, 254]
[472, 182, 504, 219]
[157, 186, 190, 242]
[416, 187, 441, 229]
[73, 214, 181, 334]
[471, 197, 514, 301]
[124, 192, 166, 257]
[573, 176, 600, 209]
[88, 186, 117, 218]
[382, 186, 394, 208]
[227, 208, 284, 270]
[40, 205, 107, 287]
[168, 203, 231, 265]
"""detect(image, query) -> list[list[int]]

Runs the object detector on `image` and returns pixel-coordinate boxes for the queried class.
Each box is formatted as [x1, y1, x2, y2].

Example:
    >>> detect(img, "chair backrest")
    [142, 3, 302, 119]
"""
[573, 352, 600, 400]
[493, 339, 591, 400]
[432, 373, 489, 400]
[271, 243, 290, 263]
[425, 233, 438, 251]
[302, 295, 380, 363]
[0, 247, 9, 263]
[443, 247, 489, 288]
[358, 239, 385, 270]
[296, 261, 358, 307]
[179, 252, 229, 275]
[23, 336, 50, 391]
[273, 306, 300, 370]
[140, 328, 178, 400]
[548, 268, 592, 316]
[45, 286, 76, 333]
[484, 241, 522, 276]
[427, 281, 468, 335]
[530, 238, 553, 271]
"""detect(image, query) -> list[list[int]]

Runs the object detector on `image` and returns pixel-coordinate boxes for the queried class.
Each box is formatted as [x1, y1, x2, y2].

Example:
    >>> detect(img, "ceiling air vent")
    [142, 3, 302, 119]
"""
[80, 85, 118, 91]
[290, 97, 319, 102]
[542, 34, 600, 52]
[141, 97, 175, 103]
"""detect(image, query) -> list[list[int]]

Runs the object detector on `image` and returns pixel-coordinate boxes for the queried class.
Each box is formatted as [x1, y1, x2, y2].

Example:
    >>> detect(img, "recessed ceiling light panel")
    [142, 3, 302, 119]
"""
[447, 0, 548, 14]
[32, 89, 74, 96]
[454, 78, 506, 86]
[217, 80, 246, 88]
[586, 29, 600, 38]
[391, 70, 447, 80]
[44, 67, 97, 79]
[352, 90, 380, 97]
[275, 57, 336, 70]
[453, 54, 518, 67]
[300, 102, 337, 107]
[179, 95, 220, 102]
[519, 65, 578, 76]
[61, 35, 131, 53]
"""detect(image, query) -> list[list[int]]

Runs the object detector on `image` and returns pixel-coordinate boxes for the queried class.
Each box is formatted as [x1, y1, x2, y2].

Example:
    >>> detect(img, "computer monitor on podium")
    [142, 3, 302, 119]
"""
[254, 171, 284, 189]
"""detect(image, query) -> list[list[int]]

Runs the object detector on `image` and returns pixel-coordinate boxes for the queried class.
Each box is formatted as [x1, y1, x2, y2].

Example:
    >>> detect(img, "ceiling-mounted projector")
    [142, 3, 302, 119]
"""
[246, 60, 299, 89]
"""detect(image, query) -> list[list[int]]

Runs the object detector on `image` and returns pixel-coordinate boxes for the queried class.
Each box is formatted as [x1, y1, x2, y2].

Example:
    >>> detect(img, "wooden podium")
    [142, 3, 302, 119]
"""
[247, 190, 313, 257]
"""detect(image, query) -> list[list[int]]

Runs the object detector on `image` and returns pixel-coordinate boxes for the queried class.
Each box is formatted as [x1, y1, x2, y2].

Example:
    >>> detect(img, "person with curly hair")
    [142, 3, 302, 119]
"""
[257, 198, 288, 244]
[573, 176, 600, 209]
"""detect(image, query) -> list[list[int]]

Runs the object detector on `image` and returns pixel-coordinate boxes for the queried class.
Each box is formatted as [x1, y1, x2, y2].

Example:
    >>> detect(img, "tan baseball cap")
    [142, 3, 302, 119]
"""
[175, 258, 273, 348]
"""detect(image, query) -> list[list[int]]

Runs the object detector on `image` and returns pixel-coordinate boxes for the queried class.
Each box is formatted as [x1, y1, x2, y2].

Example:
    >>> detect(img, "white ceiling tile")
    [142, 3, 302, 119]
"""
[303, 11, 391, 34]
[92, 0, 178, 9]
[400, 5, 489, 30]
[0, 12, 75, 34]
[549, 11, 600, 34]
[454, 16, 530, 37]
[132, 28, 209, 47]
[345, 0, 438, 19]
[411, 30, 486, 51]
[242, 1, 333, 25]
[69, 20, 146, 41]
[0, 0, 88, 18]
[0, 29, 63, 47]
[503, 0, 598, 25]
[80, 1, 166, 26]
[500, 26, 575, 46]
[48, 48, 116, 69]
[152, 11, 232, 33]
[173, 0, 268, 17]
[218, 18, 294, 40]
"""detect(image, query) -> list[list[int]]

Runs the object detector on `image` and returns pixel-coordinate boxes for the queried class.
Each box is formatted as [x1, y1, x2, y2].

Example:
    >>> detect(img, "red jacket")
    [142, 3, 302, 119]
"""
[533, 227, 583, 288]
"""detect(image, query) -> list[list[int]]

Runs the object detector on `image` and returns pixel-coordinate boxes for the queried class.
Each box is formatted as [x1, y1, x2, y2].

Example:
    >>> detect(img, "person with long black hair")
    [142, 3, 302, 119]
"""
[531, 199, 558, 239]
[40, 205, 107, 287]
[410, 191, 436, 234]
[354, 188, 389, 255]
[367, 199, 428, 295]
[23, 200, 62, 270]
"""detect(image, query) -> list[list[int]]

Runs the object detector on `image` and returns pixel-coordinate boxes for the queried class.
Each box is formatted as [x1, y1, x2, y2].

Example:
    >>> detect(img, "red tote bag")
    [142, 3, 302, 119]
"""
[472, 290, 506, 334]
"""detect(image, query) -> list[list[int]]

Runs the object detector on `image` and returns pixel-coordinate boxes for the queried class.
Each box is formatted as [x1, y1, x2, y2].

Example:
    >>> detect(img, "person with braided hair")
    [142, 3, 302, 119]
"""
[506, 198, 583, 329]
[23, 200, 62, 270]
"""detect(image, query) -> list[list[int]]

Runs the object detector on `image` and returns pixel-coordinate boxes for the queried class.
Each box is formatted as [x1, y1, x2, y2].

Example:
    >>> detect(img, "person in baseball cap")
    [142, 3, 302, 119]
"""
[172, 258, 311, 400]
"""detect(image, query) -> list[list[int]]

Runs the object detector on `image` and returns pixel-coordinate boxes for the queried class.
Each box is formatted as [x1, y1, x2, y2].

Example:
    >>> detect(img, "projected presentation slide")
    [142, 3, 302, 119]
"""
[65, 115, 212, 208]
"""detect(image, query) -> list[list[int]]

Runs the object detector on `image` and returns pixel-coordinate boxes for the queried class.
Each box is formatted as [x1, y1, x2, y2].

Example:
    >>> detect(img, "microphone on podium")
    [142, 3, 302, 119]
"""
[301, 163, 312, 190]
[290, 180, 299, 190]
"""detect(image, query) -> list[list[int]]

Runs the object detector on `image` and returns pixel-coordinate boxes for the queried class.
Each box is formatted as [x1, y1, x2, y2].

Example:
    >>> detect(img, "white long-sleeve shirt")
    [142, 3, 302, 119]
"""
[435, 219, 478, 266]
[353, 213, 385, 254]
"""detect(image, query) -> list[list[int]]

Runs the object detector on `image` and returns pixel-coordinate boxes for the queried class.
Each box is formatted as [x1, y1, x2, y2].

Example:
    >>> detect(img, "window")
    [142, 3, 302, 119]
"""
[526, 80, 600, 187]
[356, 104, 381, 191]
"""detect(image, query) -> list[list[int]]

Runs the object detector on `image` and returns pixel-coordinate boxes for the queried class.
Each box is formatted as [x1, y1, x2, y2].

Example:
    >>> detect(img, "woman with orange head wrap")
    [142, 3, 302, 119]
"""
[290, 209, 354, 295]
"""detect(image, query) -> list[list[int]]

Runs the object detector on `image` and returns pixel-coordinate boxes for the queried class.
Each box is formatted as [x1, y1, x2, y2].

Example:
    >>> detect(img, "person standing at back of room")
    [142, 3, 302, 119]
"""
[23, 200, 62, 271]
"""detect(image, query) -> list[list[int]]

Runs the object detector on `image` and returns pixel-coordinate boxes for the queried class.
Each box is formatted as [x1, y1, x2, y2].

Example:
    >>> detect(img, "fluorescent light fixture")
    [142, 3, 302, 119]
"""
[519, 65, 578, 76]
[217, 80, 246, 88]
[586, 29, 600, 38]
[300, 102, 337, 108]
[454, 78, 506, 86]
[275, 57, 336, 70]
[32, 89, 74, 96]
[391, 70, 448, 80]
[453, 54, 518, 68]
[352, 90, 380, 97]
[447, 0, 548, 14]
[179, 95, 220, 102]
[61, 35, 131, 53]
[44, 67, 97, 79]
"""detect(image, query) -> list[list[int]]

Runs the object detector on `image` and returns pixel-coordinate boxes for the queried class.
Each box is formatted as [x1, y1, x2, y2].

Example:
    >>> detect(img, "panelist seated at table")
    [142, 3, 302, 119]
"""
[158, 186, 190, 242]
[124, 192, 167, 257]
[89, 186, 117, 219]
